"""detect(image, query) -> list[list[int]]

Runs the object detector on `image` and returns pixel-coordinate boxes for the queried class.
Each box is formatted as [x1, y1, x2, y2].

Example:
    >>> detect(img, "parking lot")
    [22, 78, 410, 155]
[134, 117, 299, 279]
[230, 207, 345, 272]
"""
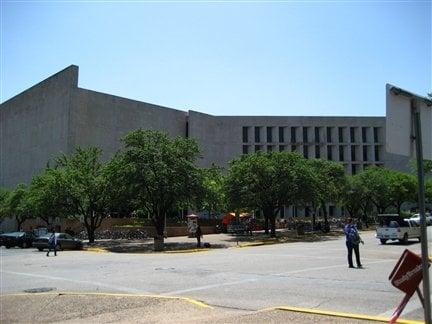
[1, 230, 430, 322]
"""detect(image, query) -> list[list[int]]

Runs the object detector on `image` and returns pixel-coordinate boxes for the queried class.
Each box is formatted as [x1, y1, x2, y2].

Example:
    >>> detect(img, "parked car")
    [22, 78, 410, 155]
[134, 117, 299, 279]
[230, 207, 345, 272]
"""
[409, 213, 432, 226]
[376, 214, 421, 244]
[32, 233, 83, 251]
[0, 231, 37, 248]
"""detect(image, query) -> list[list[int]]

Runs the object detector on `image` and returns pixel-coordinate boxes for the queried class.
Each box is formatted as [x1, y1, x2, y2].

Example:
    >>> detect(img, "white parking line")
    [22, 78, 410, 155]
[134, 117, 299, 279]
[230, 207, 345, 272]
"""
[1, 270, 150, 295]
[163, 278, 258, 295]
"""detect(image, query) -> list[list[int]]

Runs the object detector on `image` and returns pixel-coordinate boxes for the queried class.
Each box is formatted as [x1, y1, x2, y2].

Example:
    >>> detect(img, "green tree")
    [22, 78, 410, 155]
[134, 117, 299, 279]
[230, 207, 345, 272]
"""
[424, 178, 432, 205]
[55, 147, 110, 243]
[388, 171, 417, 214]
[0, 188, 11, 226]
[119, 130, 202, 251]
[26, 168, 69, 227]
[340, 175, 372, 226]
[308, 159, 346, 232]
[225, 152, 316, 237]
[357, 167, 393, 214]
[409, 159, 432, 177]
[197, 165, 226, 218]
[2, 184, 31, 231]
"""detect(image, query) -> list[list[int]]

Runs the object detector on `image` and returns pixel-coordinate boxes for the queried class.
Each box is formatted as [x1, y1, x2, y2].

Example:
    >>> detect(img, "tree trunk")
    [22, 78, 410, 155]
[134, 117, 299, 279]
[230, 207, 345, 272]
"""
[321, 203, 330, 233]
[263, 206, 275, 237]
[16, 216, 25, 231]
[264, 214, 269, 234]
[154, 235, 165, 251]
[153, 211, 166, 251]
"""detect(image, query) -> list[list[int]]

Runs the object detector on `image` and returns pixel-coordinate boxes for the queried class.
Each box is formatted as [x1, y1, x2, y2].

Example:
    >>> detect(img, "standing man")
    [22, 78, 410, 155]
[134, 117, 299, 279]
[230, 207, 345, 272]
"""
[344, 218, 363, 268]
[46, 232, 58, 257]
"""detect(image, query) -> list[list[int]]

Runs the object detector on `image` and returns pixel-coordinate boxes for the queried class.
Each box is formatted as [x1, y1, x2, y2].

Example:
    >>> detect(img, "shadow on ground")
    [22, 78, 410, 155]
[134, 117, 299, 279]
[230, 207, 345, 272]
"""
[85, 229, 348, 253]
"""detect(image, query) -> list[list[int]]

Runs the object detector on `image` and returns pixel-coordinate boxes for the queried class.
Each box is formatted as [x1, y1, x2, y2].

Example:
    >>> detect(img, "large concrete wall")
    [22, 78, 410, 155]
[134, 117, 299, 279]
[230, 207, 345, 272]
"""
[0, 65, 78, 188]
[69, 88, 187, 160]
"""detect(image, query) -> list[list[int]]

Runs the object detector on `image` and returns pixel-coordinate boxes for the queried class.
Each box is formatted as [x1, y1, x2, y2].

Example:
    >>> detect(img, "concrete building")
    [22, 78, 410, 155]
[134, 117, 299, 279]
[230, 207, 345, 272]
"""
[1, 65, 409, 217]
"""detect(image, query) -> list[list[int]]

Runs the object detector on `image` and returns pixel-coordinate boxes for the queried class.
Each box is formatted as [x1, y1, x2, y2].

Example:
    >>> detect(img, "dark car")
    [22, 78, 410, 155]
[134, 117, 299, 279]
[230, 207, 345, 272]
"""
[0, 231, 37, 248]
[32, 233, 83, 251]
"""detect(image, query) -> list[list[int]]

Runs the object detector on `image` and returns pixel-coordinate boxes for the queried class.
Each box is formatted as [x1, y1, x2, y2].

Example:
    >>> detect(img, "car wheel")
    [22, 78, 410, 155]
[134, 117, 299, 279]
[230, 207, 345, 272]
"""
[5, 245, 10, 249]
[380, 239, 387, 245]
[37, 248, 43, 251]
[56, 244, 62, 251]
[21, 242, 28, 248]
[399, 233, 408, 244]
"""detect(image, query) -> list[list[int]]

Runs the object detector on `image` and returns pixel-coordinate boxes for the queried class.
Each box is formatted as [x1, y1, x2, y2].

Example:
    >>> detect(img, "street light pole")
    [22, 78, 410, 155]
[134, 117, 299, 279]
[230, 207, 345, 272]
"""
[412, 98, 431, 324]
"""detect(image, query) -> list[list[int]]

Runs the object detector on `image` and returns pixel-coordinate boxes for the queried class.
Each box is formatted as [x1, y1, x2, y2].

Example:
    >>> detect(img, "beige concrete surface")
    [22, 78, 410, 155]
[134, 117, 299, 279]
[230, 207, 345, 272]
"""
[0, 293, 385, 324]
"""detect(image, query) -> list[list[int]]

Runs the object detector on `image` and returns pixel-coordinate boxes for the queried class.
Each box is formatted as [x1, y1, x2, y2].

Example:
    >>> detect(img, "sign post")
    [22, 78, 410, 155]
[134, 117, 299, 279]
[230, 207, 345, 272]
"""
[386, 85, 432, 323]
[389, 249, 429, 323]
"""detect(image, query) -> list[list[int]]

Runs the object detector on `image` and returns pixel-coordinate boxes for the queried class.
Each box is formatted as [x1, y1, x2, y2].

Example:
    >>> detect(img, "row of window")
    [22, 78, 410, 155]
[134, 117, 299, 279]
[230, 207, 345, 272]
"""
[243, 126, 382, 144]
[243, 144, 382, 162]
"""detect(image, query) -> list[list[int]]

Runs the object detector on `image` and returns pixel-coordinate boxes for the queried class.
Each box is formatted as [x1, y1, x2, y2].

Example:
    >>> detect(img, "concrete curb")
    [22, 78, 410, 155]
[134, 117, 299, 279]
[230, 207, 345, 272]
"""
[265, 305, 423, 324]
[3, 291, 212, 309]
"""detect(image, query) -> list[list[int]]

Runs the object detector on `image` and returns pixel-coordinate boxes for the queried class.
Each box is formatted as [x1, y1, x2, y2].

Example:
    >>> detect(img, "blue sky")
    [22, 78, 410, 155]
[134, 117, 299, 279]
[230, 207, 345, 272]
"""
[1, 1, 430, 116]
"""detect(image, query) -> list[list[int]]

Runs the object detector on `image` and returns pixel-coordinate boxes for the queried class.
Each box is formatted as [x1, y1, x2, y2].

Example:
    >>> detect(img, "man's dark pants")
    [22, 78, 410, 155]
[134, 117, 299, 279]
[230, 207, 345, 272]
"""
[346, 241, 361, 267]
[46, 243, 57, 256]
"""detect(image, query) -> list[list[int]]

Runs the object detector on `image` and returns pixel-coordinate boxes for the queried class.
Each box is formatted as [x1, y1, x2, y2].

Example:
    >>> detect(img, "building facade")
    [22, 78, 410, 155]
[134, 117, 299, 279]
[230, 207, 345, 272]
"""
[1, 66, 409, 216]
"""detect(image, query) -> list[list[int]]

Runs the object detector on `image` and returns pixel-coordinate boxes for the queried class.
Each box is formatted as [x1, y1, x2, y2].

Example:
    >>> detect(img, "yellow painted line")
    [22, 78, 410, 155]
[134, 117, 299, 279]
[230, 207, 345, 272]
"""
[237, 240, 279, 248]
[267, 305, 423, 324]
[3, 291, 212, 309]
[83, 247, 109, 253]
[164, 248, 211, 254]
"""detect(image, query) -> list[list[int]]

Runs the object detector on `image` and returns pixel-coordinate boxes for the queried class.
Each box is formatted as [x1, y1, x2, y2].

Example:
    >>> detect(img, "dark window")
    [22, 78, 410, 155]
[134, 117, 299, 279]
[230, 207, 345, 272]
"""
[315, 145, 320, 158]
[350, 127, 355, 143]
[351, 147, 356, 161]
[279, 127, 284, 142]
[304, 146, 309, 158]
[255, 145, 262, 152]
[267, 145, 273, 152]
[255, 127, 261, 142]
[279, 145, 285, 152]
[242, 145, 249, 154]
[374, 127, 379, 143]
[338, 127, 344, 143]
[242, 127, 248, 143]
[327, 146, 333, 160]
[351, 164, 357, 175]
[362, 127, 367, 143]
[326, 127, 332, 143]
[291, 127, 297, 142]
[291, 145, 297, 152]
[303, 127, 308, 143]
[375, 146, 380, 161]
[339, 146, 344, 161]
[267, 127, 273, 142]
[363, 146, 368, 161]
[315, 127, 320, 143]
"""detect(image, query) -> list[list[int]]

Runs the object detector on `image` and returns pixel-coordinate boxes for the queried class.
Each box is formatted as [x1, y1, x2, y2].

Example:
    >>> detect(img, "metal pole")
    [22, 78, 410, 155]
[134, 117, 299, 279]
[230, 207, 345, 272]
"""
[413, 98, 431, 324]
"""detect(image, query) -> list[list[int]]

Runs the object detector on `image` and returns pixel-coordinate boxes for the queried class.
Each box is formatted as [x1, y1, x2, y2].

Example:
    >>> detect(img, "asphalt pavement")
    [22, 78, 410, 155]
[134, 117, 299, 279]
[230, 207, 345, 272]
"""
[1, 229, 431, 323]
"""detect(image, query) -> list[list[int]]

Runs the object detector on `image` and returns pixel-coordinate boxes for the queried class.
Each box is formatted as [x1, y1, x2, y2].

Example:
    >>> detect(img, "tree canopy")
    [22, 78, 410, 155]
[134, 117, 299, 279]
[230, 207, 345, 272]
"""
[118, 129, 203, 250]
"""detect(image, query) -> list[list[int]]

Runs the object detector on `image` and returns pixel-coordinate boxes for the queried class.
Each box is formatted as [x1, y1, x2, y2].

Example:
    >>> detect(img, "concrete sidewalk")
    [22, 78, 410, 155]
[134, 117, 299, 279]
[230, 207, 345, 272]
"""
[1, 293, 408, 324]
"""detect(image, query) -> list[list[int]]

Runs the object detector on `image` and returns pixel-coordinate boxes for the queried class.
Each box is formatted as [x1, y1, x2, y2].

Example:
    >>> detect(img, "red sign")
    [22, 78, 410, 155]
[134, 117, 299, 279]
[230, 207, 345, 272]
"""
[389, 249, 424, 296]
